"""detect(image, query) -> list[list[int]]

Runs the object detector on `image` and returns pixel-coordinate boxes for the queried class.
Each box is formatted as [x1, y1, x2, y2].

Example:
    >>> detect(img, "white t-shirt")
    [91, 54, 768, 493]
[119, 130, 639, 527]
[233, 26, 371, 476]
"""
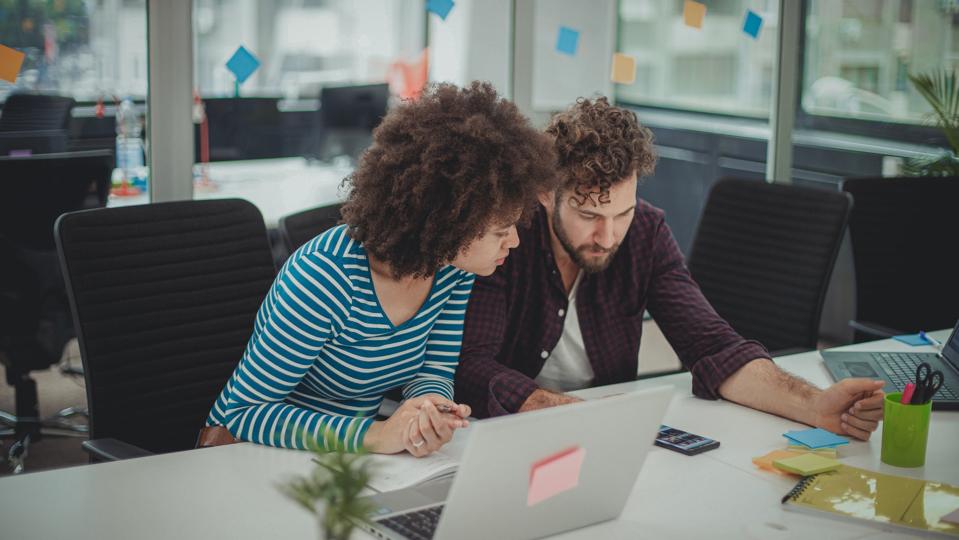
[534, 272, 595, 392]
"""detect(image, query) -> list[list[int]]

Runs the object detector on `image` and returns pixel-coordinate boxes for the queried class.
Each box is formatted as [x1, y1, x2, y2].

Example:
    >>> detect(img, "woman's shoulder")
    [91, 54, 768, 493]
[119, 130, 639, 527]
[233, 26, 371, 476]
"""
[282, 224, 362, 278]
[437, 265, 476, 291]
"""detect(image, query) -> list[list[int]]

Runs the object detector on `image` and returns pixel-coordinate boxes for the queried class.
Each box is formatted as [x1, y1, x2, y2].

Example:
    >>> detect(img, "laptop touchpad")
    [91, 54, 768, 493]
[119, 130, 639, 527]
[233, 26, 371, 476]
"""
[847, 362, 880, 378]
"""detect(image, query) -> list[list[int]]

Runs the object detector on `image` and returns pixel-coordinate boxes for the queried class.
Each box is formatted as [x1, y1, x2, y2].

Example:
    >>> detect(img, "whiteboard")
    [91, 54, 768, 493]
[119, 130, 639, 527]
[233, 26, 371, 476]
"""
[531, 0, 616, 112]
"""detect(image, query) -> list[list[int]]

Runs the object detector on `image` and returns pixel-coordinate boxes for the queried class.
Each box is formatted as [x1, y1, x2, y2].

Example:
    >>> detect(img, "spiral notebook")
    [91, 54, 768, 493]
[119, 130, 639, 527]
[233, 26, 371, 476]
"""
[781, 465, 959, 537]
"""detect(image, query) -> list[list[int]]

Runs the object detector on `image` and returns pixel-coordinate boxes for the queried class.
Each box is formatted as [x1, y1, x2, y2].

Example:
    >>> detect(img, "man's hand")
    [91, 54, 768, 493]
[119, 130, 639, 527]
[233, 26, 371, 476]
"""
[519, 388, 582, 412]
[810, 379, 885, 441]
[363, 395, 470, 456]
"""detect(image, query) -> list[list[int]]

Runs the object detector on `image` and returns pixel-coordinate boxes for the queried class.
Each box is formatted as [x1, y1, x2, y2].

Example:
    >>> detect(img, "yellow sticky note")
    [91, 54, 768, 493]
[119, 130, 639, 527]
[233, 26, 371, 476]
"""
[787, 445, 839, 458]
[0, 43, 26, 84]
[683, 0, 707, 29]
[773, 453, 841, 476]
[610, 53, 636, 84]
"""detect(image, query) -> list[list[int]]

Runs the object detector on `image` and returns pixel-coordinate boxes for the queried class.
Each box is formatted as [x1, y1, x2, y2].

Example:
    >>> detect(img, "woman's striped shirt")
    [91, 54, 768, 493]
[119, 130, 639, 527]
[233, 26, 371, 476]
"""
[206, 224, 475, 451]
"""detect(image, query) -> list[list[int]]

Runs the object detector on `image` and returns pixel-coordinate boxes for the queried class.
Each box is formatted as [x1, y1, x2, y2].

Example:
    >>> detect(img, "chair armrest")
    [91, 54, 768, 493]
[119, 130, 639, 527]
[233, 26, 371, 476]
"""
[848, 320, 905, 340]
[81, 438, 153, 461]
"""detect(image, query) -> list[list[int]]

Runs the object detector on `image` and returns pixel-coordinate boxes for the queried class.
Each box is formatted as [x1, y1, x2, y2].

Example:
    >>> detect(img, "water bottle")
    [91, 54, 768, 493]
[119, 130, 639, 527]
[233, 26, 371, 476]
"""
[115, 97, 145, 187]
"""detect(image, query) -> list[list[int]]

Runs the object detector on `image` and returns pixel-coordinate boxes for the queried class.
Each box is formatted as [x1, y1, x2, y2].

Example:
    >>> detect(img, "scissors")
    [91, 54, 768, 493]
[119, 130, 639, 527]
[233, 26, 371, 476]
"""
[911, 362, 944, 405]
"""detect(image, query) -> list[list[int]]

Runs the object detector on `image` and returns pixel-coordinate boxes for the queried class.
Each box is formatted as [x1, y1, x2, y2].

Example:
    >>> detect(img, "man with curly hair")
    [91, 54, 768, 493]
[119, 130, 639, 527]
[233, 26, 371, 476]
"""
[456, 97, 886, 441]
[204, 82, 558, 456]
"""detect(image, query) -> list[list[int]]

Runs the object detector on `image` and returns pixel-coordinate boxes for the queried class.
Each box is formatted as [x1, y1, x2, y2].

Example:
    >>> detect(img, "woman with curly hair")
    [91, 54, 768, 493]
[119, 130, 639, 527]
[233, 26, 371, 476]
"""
[204, 82, 558, 456]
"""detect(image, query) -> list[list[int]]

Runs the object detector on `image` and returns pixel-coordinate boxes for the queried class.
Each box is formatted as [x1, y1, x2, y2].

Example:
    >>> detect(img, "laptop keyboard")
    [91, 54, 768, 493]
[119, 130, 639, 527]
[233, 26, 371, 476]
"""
[378, 505, 443, 540]
[872, 353, 958, 399]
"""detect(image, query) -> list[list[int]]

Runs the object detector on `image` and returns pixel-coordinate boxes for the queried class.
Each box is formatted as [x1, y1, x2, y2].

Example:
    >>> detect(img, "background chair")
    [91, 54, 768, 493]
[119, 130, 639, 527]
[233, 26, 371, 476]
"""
[841, 176, 959, 342]
[0, 93, 75, 156]
[55, 199, 276, 460]
[687, 178, 852, 355]
[277, 202, 344, 255]
[0, 150, 112, 472]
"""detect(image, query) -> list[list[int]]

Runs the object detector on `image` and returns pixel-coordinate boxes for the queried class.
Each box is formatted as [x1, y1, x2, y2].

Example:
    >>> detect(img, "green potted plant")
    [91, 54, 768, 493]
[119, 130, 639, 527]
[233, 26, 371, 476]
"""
[279, 425, 377, 540]
[905, 69, 959, 176]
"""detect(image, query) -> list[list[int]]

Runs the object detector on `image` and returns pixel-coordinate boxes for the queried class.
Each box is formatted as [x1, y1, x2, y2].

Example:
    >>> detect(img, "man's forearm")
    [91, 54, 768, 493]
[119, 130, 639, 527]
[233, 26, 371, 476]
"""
[718, 358, 821, 426]
[519, 388, 582, 412]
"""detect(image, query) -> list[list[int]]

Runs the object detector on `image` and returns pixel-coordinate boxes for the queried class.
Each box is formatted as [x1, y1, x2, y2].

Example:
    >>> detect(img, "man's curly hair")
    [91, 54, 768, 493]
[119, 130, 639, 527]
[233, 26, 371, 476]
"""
[340, 81, 559, 278]
[545, 96, 656, 207]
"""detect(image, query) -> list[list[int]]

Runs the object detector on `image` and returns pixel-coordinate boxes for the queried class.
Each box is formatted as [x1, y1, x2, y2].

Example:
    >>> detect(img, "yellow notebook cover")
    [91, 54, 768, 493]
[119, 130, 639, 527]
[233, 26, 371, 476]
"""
[782, 465, 959, 537]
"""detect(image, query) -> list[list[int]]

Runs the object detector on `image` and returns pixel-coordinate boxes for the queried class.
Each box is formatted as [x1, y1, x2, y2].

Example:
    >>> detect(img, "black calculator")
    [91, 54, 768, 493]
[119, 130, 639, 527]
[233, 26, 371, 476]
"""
[654, 425, 720, 456]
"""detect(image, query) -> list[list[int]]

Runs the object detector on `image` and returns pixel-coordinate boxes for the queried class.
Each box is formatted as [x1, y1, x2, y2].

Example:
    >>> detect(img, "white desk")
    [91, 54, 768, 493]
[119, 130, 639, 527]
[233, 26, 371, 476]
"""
[107, 157, 352, 228]
[1, 332, 956, 540]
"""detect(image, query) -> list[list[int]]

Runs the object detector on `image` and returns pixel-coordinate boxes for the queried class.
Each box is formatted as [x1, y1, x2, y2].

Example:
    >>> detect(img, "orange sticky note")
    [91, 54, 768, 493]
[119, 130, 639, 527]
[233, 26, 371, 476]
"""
[0, 44, 26, 84]
[752, 449, 803, 475]
[683, 0, 707, 29]
[610, 53, 636, 84]
[528, 446, 586, 506]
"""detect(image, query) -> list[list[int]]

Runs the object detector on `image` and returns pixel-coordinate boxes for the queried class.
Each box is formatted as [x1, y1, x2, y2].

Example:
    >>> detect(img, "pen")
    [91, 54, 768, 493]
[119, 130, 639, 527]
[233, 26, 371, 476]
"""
[901, 382, 916, 405]
[919, 331, 942, 348]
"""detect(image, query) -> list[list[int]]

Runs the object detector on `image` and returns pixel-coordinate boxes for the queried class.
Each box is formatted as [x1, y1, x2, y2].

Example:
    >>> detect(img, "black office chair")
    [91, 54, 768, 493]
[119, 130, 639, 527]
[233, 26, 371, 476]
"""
[277, 202, 344, 255]
[55, 199, 277, 460]
[0, 94, 75, 131]
[0, 150, 112, 472]
[841, 176, 959, 342]
[687, 178, 853, 355]
[0, 93, 75, 156]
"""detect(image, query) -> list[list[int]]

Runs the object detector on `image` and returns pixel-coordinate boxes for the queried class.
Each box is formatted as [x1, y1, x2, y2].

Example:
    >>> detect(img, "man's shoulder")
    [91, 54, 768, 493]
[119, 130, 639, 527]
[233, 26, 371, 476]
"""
[625, 198, 667, 243]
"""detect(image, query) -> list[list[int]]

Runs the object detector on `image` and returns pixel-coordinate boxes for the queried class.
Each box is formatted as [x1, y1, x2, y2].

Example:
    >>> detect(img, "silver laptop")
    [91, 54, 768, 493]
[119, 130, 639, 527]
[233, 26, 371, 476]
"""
[363, 386, 673, 540]
[823, 319, 959, 410]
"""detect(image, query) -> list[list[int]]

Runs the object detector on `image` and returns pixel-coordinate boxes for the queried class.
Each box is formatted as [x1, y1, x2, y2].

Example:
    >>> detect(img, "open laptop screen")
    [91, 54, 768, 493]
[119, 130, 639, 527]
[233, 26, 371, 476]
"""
[942, 320, 959, 369]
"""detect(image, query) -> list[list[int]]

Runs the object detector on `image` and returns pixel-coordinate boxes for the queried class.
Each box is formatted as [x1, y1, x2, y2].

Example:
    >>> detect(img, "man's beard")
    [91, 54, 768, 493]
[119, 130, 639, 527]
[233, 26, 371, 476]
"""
[551, 209, 621, 274]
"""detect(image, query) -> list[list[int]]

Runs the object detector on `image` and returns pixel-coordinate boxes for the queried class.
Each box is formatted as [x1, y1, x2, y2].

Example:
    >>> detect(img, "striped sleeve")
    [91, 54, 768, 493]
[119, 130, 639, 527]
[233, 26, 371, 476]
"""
[403, 272, 475, 401]
[215, 251, 373, 451]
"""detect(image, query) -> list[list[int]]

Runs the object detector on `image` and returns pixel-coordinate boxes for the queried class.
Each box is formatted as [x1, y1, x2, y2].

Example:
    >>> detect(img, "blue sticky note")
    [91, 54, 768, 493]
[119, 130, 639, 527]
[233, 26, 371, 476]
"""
[893, 333, 933, 346]
[426, 0, 454, 20]
[742, 9, 763, 39]
[783, 428, 849, 449]
[556, 26, 580, 56]
[225, 46, 260, 84]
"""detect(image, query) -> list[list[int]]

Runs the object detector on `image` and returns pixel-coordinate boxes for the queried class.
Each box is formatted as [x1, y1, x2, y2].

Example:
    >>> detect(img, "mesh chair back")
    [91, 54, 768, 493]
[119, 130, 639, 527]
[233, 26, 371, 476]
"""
[688, 178, 852, 354]
[0, 94, 75, 131]
[55, 199, 276, 453]
[842, 176, 959, 338]
[277, 202, 343, 253]
[0, 150, 113, 250]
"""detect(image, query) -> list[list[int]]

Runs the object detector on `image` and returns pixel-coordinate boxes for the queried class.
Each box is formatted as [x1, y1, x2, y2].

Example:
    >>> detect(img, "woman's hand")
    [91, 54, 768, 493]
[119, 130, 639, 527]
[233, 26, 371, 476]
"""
[363, 395, 470, 456]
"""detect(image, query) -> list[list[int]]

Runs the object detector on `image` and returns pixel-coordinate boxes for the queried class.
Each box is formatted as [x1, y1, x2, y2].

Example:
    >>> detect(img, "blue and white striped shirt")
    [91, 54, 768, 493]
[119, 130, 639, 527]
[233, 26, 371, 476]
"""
[206, 225, 475, 451]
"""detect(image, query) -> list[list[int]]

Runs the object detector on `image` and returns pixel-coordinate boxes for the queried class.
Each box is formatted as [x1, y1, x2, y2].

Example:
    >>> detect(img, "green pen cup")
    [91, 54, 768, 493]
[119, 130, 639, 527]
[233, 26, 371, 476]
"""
[881, 392, 932, 468]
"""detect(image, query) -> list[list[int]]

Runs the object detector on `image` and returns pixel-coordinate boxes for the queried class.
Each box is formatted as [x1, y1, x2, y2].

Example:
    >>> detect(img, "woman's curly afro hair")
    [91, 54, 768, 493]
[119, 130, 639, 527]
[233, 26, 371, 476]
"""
[341, 81, 559, 278]
[545, 96, 656, 208]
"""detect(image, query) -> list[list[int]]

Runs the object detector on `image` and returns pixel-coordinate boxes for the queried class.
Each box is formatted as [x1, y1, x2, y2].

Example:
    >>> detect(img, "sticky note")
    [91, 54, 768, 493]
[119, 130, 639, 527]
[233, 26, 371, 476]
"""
[0, 43, 26, 84]
[555, 26, 580, 56]
[942, 507, 959, 525]
[783, 428, 849, 449]
[894, 333, 934, 346]
[743, 9, 763, 39]
[610, 53, 636, 84]
[225, 45, 260, 84]
[683, 0, 707, 29]
[786, 445, 839, 458]
[528, 446, 586, 506]
[752, 449, 804, 475]
[773, 453, 841, 476]
[426, 0, 454, 20]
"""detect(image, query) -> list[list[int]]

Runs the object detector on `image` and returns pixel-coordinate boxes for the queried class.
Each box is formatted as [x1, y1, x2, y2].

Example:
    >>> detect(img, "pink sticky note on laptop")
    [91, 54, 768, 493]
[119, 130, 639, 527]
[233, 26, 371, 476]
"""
[942, 507, 959, 525]
[527, 446, 586, 506]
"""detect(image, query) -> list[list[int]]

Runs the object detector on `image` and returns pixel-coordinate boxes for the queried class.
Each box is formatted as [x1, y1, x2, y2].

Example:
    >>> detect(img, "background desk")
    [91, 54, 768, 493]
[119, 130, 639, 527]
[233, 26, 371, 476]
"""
[107, 157, 352, 229]
[1, 331, 955, 539]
